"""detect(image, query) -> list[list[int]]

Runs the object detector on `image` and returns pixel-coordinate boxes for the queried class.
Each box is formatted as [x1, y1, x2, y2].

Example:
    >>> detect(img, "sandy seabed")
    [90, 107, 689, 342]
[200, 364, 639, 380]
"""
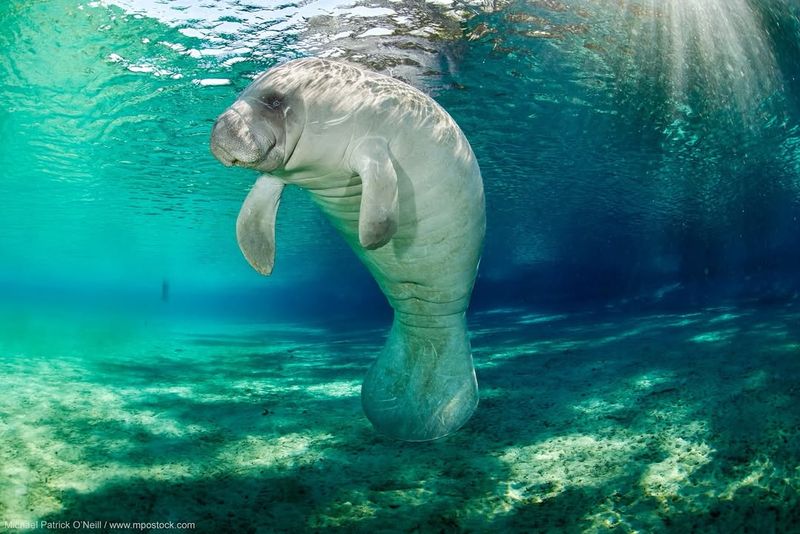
[0, 302, 798, 533]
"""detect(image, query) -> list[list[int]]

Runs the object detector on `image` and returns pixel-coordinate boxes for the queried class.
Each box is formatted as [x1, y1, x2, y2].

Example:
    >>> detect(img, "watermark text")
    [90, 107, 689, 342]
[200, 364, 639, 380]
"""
[3, 520, 196, 530]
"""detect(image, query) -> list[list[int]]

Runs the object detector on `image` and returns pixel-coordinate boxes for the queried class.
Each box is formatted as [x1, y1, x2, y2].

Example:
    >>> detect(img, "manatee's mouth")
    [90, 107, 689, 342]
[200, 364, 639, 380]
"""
[212, 136, 277, 169]
[211, 145, 239, 167]
[212, 145, 270, 168]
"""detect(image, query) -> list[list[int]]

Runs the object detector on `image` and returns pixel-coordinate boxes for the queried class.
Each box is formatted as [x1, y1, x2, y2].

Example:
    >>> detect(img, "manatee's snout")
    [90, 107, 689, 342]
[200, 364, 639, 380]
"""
[210, 104, 269, 167]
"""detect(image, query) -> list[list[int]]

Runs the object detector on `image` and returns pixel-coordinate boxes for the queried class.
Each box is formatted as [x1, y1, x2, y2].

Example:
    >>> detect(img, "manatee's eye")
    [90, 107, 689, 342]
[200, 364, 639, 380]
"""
[260, 94, 283, 110]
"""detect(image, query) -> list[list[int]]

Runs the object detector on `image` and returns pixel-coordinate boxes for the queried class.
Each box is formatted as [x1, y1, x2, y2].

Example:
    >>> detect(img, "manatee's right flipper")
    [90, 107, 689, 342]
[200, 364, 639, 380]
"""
[349, 137, 399, 250]
[236, 176, 284, 275]
[361, 313, 479, 442]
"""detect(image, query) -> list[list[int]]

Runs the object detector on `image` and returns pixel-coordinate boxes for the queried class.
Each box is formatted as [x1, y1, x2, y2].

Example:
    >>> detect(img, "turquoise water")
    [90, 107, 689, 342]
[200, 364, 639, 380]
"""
[2, 0, 800, 531]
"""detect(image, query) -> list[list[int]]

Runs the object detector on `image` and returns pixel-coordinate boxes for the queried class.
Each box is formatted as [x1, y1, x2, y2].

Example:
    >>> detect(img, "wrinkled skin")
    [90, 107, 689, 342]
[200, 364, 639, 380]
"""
[211, 58, 485, 441]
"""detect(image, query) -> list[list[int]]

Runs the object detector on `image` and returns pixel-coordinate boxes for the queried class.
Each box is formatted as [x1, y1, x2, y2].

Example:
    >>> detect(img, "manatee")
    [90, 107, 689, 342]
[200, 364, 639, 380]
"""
[210, 58, 485, 441]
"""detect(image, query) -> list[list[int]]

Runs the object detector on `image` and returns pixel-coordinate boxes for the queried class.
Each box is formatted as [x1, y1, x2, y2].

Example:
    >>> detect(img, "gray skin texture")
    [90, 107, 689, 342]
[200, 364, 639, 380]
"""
[210, 58, 485, 442]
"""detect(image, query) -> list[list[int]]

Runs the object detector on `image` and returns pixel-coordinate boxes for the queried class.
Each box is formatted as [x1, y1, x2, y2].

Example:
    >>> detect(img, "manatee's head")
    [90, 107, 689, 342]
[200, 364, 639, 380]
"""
[210, 85, 295, 173]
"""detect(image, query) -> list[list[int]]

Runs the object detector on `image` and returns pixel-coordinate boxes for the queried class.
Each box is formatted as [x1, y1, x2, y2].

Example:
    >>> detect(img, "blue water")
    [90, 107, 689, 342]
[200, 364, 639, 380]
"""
[1, 0, 800, 531]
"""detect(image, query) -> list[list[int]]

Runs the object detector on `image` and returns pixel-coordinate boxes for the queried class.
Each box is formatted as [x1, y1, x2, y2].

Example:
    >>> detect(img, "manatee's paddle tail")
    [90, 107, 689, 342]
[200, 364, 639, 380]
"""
[361, 312, 478, 442]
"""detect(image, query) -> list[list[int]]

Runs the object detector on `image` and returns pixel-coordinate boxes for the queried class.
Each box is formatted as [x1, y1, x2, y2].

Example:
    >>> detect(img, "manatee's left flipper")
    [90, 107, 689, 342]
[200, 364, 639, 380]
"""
[349, 137, 399, 250]
[236, 175, 285, 275]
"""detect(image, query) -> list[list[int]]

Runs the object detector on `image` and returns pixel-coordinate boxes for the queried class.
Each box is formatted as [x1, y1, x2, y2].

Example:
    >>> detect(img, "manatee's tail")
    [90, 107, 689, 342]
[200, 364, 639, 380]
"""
[361, 312, 478, 442]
